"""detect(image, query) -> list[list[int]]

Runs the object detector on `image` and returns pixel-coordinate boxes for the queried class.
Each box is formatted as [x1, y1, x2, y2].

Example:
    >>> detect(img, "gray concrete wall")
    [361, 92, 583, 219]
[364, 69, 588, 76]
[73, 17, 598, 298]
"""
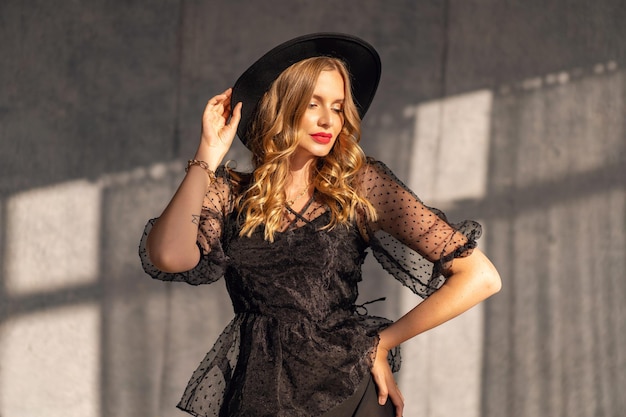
[1, 1, 624, 416]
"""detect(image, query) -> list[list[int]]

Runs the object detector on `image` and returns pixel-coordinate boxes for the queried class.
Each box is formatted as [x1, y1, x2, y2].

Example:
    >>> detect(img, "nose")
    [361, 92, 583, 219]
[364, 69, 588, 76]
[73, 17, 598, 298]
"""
[318, 107, 333, 128]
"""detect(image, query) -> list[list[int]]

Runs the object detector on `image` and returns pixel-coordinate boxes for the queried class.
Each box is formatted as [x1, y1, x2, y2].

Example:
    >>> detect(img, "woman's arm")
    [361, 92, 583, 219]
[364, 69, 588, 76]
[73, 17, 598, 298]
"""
[371, 248, 501, 417]
[146, 88, 241, 272]
[361, 160, 501, 417]
[379, 247, 501, 349]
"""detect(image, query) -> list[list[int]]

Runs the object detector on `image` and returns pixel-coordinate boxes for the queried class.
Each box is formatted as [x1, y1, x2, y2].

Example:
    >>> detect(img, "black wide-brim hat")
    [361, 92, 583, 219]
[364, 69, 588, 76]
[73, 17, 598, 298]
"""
[231, 32, 381, 148]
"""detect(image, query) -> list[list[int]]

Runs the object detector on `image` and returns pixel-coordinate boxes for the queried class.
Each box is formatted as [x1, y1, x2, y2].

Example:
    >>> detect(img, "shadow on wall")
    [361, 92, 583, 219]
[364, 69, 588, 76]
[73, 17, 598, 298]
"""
[480, 63, 626, 417]
[394, 62, 625, 417]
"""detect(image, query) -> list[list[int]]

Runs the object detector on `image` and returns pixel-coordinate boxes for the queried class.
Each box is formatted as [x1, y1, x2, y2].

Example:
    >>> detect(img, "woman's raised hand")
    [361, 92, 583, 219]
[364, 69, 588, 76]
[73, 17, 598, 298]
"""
[196, 88, 242, 167]
[146, 89, 241, 273]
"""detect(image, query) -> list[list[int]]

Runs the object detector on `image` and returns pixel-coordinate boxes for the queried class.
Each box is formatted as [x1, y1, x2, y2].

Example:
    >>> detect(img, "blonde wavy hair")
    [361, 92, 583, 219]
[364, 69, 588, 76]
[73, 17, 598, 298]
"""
[233, 56, 377, 241]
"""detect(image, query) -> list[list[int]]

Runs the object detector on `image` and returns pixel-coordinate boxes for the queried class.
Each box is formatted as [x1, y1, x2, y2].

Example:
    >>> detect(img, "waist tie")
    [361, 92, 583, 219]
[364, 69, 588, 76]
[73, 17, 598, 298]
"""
[353, 297, 386, 316]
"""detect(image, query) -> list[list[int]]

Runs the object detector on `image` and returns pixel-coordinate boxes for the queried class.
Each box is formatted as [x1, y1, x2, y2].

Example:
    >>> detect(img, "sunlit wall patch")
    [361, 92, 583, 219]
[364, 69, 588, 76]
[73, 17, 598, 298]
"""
[0, 303, 101, 417]
[4, 180, 101, 295]
[406, 89, 493, 206]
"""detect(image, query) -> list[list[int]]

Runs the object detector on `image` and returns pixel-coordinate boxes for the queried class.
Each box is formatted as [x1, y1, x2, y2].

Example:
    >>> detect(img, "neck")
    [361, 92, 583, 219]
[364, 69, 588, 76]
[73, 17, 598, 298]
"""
[288, 155, 316, 187]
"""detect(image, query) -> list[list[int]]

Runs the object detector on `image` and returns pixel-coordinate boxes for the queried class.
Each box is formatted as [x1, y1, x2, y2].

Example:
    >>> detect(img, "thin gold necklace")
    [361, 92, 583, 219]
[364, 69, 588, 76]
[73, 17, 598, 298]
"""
[286, 184, 310, 206]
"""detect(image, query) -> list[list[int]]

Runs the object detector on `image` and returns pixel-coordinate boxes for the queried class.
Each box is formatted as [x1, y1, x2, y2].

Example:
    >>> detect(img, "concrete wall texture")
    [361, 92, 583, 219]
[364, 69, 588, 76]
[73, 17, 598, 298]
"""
[1, 1, 624, 416]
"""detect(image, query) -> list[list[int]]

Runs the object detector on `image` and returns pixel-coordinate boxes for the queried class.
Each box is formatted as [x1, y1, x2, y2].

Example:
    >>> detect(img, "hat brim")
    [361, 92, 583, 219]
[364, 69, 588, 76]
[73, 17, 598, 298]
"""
[231, 32, 381, 148]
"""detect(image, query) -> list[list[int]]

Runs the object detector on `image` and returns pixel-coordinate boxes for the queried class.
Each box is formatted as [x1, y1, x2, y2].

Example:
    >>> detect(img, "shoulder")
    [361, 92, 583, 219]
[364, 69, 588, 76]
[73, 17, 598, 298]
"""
[357, 157, 405, 190]
[356, 156, 383, 180]
[211, 165, 254, 197]
[202, 166, 251, 214]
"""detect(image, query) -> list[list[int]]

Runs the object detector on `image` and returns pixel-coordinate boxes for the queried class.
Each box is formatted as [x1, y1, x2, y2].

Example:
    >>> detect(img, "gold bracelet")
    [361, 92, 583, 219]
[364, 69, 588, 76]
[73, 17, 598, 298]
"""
[185, 159, 217, 183]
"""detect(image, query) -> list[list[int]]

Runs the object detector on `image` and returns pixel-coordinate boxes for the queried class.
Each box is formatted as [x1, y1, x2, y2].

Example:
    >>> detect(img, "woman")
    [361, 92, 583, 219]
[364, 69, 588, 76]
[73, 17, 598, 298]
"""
[140, 33, 501, 417]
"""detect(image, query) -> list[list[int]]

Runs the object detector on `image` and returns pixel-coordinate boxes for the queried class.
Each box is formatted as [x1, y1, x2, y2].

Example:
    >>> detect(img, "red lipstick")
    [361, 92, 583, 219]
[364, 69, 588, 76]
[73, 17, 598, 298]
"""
[310, 132, 333, 144]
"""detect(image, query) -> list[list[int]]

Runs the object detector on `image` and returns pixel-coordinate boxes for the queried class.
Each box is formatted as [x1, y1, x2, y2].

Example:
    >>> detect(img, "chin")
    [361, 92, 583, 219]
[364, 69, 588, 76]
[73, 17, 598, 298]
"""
[314, 148, 332, 158]
[313, 148, 333, 158]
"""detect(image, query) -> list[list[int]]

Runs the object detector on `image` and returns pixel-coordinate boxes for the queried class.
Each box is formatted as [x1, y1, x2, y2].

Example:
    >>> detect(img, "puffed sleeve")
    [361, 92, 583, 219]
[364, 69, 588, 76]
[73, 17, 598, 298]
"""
[360, 159, 481, 298]
[138, 166, 234, 285]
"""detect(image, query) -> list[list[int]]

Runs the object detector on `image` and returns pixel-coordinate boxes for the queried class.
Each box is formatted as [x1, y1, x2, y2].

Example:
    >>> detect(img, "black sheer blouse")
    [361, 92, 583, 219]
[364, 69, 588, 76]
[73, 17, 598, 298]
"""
[139, 158, 480, 417]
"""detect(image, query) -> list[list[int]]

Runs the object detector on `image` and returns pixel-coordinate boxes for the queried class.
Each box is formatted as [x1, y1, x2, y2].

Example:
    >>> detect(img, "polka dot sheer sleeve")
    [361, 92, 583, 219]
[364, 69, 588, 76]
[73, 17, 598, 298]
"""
[360, 159, 481, 298]
[138, 167, 233, 285]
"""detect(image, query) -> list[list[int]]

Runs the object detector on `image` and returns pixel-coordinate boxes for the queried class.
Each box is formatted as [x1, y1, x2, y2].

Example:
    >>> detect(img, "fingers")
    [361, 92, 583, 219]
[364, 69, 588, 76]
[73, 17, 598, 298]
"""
[388, 384, 405, 417]
[374, 379, 404, 417]
[375, 376, 388, 405]
[206, 88, 241, 116]
[199, 88, 241, 147]
[371, 359, 404, 417]
[229, 101, 242, 128]
[206, 88, 232, 109]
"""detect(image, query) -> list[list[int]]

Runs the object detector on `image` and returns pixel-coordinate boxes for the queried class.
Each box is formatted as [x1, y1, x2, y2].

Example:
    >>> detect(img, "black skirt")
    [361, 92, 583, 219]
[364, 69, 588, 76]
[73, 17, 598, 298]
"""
[323, 376, 396, 417]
